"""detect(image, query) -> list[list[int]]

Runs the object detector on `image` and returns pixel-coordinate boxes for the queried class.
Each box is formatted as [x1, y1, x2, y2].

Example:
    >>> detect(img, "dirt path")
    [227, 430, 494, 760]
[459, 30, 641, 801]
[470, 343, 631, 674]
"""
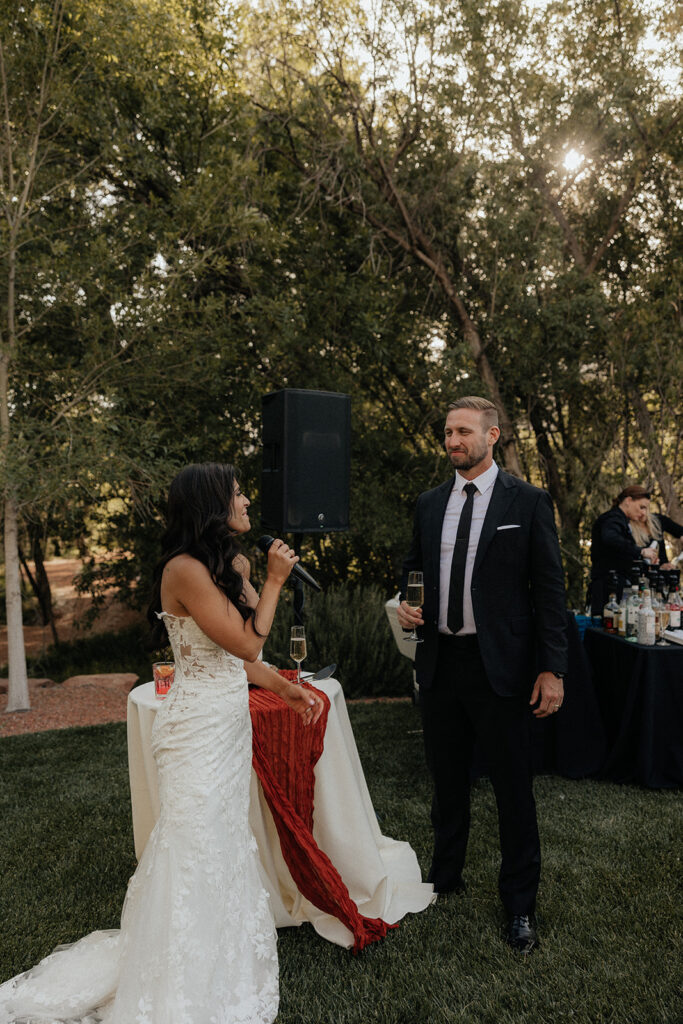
[1, 558, 144, 736]
[0, 557, 144, 663]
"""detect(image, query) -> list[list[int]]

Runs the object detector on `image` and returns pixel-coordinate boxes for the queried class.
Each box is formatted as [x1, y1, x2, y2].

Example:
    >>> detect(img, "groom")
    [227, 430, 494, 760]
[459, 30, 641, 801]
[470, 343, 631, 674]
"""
[397, 396, 567, 953]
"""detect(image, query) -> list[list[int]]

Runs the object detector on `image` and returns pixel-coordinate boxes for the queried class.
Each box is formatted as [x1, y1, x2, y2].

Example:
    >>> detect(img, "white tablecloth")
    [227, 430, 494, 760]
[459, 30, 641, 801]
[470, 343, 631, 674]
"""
[127, 679, 434, 948]
[385, 594, 416, 662]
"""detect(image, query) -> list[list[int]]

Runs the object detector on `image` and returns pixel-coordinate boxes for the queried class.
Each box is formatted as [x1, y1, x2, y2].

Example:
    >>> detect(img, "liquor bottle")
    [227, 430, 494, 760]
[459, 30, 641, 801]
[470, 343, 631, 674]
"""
[626, 580, 640, 639]
[616, 591, 628, 637]
[638, 561, 649, 591]
[637, 589, 656, 646]
[603, 589, 619, 634]
[637, 574, 647, 610]
[668, 584, 682, 630]
[624, 570, 639, 638]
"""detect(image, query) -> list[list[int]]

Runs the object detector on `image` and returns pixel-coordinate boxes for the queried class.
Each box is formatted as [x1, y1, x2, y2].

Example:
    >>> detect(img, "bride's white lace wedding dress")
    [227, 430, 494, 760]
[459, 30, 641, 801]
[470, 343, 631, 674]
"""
[0, 614, 279, 1024]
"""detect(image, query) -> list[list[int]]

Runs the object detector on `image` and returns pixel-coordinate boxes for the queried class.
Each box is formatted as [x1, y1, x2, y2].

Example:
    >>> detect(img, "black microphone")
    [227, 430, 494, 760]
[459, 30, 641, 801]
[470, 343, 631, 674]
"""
[257, 535, 322, 592]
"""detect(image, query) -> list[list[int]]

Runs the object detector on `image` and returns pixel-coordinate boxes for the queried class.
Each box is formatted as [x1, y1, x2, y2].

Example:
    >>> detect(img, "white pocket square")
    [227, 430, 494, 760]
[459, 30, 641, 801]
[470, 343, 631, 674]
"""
[497, 524, 521, 530]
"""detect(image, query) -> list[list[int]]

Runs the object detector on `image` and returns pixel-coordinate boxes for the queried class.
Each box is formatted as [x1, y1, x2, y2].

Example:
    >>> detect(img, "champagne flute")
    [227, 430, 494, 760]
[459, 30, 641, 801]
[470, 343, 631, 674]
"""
[660, 574, 670, 603]
[403, 571, 424, 644]
[290, 625, 307, 684]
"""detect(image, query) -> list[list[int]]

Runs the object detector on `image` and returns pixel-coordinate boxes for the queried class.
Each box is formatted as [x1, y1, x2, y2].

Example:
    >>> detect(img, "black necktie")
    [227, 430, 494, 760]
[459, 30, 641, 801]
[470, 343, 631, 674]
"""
[447, 482, 478, 634]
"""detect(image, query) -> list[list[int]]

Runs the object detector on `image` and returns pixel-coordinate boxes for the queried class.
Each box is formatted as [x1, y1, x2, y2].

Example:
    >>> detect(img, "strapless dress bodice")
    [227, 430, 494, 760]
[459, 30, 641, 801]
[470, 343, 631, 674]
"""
[158, 612, 247, 697]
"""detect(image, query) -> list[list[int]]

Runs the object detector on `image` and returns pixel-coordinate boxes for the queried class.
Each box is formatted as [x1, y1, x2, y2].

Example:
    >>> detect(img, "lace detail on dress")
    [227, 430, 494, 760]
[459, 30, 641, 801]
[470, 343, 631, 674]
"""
[0, 614, 279, 1024]
[157, 612, 245, 687]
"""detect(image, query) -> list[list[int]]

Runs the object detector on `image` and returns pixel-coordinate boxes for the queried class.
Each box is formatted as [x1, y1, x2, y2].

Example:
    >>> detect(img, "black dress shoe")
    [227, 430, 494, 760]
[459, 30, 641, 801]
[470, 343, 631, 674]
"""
[504, 914, 539, 954]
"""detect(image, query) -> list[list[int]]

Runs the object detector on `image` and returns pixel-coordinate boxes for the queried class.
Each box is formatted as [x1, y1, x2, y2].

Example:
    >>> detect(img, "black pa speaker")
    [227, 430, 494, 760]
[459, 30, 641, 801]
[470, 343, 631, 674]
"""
[261, 389, 351, 533]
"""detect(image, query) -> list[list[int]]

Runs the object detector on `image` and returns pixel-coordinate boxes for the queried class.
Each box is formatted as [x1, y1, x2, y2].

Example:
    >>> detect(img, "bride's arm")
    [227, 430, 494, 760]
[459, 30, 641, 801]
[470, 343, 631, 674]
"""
[237, 554, 324, 724]
[161, 542, 297, 662]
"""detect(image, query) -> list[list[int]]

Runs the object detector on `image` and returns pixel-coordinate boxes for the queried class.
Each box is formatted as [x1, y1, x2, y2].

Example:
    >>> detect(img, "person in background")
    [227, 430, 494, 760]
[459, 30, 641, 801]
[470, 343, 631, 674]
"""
[628, 505, 683, 570]
[590, 485, 660, 616]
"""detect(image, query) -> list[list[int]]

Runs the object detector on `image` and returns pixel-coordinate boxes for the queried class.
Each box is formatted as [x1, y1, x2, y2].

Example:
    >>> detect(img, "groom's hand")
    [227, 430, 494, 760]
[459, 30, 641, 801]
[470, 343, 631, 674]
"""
[397, 600, 423, 630]
[530, 672, 564, 718]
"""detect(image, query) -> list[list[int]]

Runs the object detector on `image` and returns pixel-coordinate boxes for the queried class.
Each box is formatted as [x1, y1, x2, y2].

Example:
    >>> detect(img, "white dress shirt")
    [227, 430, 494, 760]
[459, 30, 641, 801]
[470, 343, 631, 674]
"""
[438, 462, 499, 635]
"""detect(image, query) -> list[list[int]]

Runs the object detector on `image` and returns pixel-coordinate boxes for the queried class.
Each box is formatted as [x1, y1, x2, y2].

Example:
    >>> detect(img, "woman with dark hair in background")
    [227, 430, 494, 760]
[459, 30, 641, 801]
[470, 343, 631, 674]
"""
[0, 462, 322, 1024]
[589, 484, 660, 616]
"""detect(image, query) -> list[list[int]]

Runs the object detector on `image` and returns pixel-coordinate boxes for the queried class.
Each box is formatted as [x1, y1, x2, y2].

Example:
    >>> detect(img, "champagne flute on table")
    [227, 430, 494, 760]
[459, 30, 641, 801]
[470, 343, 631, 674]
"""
[290, 625, 307, 685]
[403, 571, 424, 643]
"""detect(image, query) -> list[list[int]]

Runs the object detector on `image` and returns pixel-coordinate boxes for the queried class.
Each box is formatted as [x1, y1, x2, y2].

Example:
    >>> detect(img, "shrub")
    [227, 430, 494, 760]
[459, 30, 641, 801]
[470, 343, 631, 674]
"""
[2, 624, 154, 685]
[4, 588, 413, 698]
[264, 584, 412, 698]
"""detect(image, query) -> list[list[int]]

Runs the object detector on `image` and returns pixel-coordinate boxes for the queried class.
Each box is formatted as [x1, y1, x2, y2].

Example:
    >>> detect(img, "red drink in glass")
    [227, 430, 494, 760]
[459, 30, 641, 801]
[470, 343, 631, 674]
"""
[153, 662, 174, 698]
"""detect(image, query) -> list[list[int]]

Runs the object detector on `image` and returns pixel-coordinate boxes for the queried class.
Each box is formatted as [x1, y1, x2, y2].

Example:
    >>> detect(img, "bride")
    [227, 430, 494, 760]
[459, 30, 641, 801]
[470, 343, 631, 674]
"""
[0, 462, 323, 1024]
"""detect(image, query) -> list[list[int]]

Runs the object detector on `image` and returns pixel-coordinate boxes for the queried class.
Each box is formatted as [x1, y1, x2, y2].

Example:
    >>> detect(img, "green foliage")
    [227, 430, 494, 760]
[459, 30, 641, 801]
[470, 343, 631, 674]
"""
[0, 624, 153, 684]
[263, 584, 413, 698]
[1, 713, 681, 1022]
[0, 589, 413, 696]
[1, 0, 680, 629]
[246, 0, 682, 605]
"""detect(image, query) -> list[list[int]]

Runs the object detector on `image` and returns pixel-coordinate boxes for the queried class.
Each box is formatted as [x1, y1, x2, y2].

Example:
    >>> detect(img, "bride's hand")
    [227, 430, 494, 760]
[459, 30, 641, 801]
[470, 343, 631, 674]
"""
[280, 682, 324, 726]
[266, 540, 299, 585]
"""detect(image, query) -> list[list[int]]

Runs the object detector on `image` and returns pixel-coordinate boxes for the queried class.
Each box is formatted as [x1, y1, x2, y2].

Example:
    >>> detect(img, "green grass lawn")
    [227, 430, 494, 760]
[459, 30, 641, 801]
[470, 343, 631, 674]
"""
[1, 703, 681, 1023]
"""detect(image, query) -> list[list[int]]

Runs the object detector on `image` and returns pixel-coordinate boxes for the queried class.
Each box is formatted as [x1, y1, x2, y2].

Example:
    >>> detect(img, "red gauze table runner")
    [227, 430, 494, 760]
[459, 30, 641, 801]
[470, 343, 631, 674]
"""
[248, 673, 397, 952]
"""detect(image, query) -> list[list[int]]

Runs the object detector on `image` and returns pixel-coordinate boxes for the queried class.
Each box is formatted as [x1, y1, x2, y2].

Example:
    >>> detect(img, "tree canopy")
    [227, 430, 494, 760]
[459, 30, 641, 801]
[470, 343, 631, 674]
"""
[1, 0, 681, 706]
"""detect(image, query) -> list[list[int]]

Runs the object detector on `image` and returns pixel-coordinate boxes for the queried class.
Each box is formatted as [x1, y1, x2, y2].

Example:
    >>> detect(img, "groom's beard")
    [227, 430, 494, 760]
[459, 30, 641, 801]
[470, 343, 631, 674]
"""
[448, 442, 488, 472]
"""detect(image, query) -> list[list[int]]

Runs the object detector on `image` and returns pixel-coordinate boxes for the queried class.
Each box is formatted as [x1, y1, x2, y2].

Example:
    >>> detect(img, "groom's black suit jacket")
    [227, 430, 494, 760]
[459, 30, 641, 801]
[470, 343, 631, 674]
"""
[401, 468, 568, 697]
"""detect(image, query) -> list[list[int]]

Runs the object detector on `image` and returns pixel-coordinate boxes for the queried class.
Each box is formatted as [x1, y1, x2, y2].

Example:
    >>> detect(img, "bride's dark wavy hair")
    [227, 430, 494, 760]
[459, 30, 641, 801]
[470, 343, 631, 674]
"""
[147, 462, 251, 647]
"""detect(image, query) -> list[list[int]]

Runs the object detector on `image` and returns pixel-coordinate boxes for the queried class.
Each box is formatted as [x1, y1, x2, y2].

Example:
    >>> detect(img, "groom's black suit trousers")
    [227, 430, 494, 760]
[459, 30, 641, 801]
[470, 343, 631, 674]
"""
[420, 634, 540, 916]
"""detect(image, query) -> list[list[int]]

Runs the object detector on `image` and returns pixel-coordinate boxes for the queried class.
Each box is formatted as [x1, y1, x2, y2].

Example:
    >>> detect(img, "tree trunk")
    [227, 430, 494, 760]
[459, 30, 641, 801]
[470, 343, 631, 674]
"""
[3, 493, 30, 711]
[359, 205, 525, 477]
[1, 1, 66, 710]
[526, 404, 597, 605]
[631, 390, 682, 521]
[287, 103, 526, 478]
[32, 526, 59, 644]
[1, 237, 29, 709]
[19, 526, 59, 645]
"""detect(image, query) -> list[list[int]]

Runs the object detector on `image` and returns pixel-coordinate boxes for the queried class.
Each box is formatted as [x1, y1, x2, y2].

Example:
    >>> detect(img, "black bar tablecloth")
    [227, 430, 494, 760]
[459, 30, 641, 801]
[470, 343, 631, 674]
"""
[584, 628, 683, 789]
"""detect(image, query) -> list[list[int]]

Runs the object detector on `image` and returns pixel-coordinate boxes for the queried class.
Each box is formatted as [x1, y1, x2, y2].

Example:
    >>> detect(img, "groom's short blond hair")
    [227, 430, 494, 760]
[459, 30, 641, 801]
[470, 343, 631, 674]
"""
[448, 396, 499, 431]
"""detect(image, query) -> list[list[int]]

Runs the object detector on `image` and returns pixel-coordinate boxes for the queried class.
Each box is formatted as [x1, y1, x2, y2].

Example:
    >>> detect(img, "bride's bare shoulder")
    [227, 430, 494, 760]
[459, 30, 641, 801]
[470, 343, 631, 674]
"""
[163, 554, 211, 583]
